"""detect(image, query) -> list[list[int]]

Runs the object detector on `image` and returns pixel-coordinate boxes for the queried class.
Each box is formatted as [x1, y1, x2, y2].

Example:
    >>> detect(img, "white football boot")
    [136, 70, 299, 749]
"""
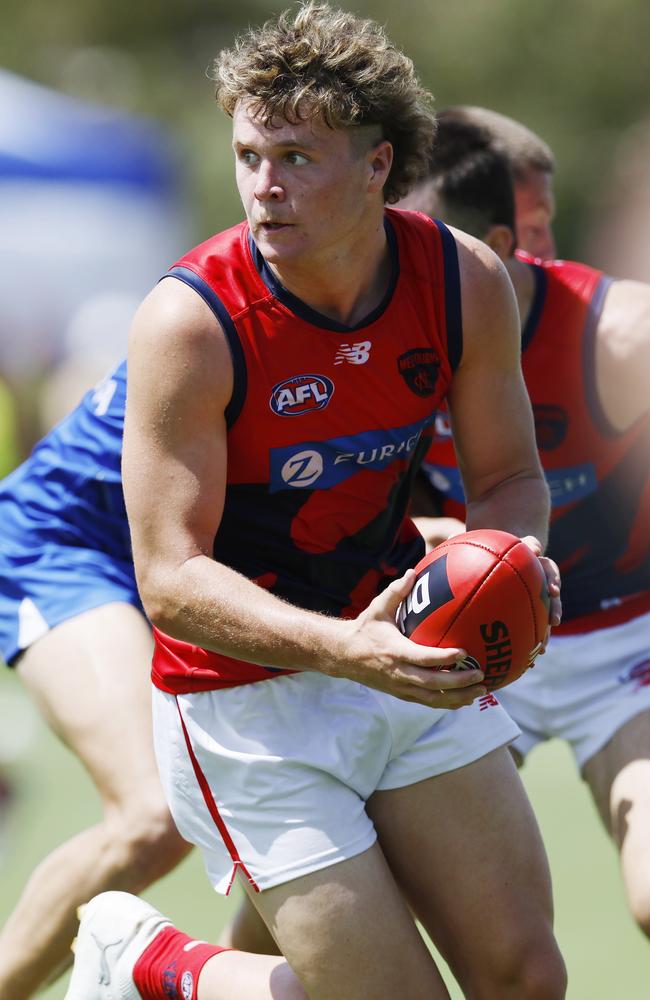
[64, 891, 172, 999]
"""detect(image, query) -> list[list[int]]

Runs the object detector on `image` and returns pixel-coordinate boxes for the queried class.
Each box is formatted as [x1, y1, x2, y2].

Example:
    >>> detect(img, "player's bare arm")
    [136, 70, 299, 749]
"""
[596, 278, 650, 431]
[123, 280, 484, 709]
[444, 228, 560, 622]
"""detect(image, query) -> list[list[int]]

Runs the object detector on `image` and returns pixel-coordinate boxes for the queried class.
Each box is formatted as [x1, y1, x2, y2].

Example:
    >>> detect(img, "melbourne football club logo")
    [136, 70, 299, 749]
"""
[533, 404, 568, 449]
[397, 348, 440, 397]
[270, 374, 334, 416]
[334, 340, 372, 365]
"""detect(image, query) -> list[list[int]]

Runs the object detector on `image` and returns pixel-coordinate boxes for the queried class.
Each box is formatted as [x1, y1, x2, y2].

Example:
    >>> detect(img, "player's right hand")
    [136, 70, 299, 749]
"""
[325, 570, 487, 710]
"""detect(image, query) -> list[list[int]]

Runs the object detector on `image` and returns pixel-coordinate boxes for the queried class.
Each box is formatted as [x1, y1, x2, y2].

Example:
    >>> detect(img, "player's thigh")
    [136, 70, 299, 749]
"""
[367, 746, 554, 963]
[584, 708, 650, 847]
[16, 603, 159, 805]
[245, 843, 449, 1000]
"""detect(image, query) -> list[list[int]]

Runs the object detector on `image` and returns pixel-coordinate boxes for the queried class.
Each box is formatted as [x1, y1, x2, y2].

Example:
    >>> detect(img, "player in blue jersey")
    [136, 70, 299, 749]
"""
[401, 109, 650, 947]
[0, 361, 192, 997]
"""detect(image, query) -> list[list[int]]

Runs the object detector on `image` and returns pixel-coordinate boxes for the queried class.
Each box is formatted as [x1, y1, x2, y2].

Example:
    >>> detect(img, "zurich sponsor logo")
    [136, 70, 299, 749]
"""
[270, 415, 433, 492]
[270, 374, 334, 417]
[281, 450, 324, 488]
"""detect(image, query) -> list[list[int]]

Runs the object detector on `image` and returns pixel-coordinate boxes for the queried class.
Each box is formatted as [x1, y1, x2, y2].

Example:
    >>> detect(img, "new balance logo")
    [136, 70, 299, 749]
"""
[479, 693, 500, 711]
[334, 341, 372, 365]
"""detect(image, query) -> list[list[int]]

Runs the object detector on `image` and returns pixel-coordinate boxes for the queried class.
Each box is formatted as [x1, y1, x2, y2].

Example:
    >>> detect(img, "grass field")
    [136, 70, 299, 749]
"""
[1, 667, 648, 999]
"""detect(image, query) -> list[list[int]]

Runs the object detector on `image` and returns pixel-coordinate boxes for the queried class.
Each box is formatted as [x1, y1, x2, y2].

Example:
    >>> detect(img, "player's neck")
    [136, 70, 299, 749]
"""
[266, 218, 391, 327]
[504, 255, 536, 334]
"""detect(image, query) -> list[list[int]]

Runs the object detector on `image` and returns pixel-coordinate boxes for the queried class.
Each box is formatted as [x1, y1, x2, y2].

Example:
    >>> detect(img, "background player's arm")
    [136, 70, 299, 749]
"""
[122, 278, 484, 707]
[596, 279, 650, 431]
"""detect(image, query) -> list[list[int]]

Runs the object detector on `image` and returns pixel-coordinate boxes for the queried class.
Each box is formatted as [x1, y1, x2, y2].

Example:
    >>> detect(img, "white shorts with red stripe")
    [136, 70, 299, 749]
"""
[152, 671, 519, 894]
[498, 610, 650, 770]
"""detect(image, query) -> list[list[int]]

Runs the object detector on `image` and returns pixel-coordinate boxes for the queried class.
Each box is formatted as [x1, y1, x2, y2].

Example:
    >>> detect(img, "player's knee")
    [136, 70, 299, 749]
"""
[268, 964, 308, 1000]
[520, 946, 567, 1000]
[110, 798, 190, 881]
[481, 933, 566, 999]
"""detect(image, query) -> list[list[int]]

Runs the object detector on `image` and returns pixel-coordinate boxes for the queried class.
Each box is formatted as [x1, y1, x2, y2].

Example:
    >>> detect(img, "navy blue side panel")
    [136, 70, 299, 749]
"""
[163, 266, 247, 428]
[582, 276, 616, 437]
[433, 220, 463, 372]
[521, 264, 548, 352]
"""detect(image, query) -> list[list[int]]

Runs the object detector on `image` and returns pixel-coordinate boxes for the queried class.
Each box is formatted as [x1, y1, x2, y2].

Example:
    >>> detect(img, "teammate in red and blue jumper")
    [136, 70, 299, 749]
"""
[402, 108, 650, 944]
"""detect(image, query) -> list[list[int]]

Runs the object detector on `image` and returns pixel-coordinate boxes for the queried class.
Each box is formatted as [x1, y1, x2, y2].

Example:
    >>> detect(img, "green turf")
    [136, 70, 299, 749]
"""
[0, 668, 648, 999]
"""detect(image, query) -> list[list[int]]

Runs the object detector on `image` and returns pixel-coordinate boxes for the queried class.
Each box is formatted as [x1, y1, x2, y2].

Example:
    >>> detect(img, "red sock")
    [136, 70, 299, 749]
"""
[133, 925, 231, 1000]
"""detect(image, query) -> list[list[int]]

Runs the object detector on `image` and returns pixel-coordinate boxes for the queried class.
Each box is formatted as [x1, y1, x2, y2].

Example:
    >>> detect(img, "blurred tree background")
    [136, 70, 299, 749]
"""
[3, 0, 648, 260]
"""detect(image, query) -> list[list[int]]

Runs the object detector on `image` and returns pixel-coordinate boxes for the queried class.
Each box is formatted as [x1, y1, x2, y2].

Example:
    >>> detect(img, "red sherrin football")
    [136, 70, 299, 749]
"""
[397, 529, 550, 691]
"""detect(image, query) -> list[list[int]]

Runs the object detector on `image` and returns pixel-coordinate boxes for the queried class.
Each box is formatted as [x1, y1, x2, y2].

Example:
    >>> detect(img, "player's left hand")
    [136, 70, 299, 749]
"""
[520, 535, 562, 642]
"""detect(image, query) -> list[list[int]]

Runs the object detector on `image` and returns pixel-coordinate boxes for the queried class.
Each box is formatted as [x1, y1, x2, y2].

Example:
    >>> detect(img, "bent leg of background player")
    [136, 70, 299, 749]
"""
[367, 746, 567, 999]
[583, 708, 650, 941]
[0, 602, 191, 997]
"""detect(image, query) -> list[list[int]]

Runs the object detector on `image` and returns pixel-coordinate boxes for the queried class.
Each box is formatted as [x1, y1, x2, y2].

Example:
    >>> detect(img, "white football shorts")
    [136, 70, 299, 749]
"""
[498, 610, 650, 770]
[152, 671, 519, 894]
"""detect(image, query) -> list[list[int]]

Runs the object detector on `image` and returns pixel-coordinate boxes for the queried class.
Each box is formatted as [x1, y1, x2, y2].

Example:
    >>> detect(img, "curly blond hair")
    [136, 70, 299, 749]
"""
[213, 2, 436, 203]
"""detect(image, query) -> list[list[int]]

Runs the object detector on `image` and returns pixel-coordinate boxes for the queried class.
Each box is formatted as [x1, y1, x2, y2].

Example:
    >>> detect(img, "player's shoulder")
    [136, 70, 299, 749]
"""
[439, 227, 520, 361]
[448, 225, 515, 319]
[173, 220, 249, 273]
[131, 224, 249, 348]
[390, 210, 509, 293]
[451, 226, 507, 277]
[598, 277, 650, 357]
[128, 269, 232, 388]
[517, 251, 603, 299]
[601, 276, 650, 322]
[595, 276, 650, 430]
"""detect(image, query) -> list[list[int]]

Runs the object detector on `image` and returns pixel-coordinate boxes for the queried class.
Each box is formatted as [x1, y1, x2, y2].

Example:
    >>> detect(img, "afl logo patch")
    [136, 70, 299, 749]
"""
[397, 349, 440, 397]
[270, 374, 334, 416]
